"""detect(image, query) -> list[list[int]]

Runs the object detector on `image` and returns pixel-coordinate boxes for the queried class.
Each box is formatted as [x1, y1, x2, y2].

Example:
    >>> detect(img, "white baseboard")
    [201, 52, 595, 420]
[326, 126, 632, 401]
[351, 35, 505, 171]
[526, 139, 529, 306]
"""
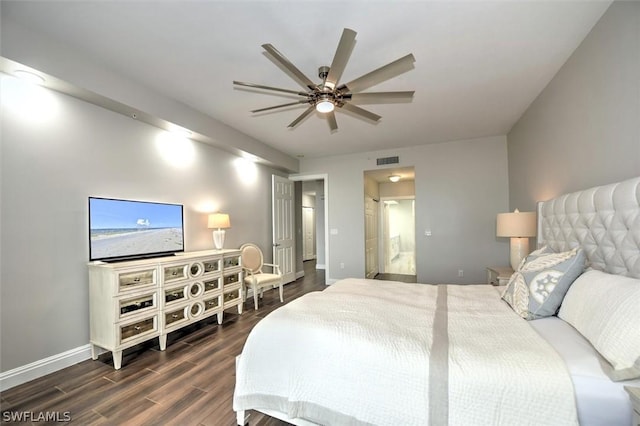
[315, 264, 326, 270]
[0, 344, 93, 392]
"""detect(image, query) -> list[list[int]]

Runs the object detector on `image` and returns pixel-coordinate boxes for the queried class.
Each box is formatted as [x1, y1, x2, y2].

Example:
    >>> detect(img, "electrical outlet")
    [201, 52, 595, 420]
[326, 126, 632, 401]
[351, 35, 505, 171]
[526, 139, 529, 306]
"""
[458, 269, 464, 277]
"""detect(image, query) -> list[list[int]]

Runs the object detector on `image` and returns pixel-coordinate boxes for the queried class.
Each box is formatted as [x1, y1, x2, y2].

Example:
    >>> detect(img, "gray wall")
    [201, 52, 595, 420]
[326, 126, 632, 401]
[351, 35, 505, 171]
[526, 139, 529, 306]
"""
[508, 1, 639, 210]
[0, 81, 282, 372]
[299, 135, 510, 284]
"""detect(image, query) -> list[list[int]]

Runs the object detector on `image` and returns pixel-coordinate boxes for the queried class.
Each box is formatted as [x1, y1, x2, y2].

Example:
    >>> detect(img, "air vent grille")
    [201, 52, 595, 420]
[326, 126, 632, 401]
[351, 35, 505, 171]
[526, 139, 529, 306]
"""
[376, 156, 399, 166]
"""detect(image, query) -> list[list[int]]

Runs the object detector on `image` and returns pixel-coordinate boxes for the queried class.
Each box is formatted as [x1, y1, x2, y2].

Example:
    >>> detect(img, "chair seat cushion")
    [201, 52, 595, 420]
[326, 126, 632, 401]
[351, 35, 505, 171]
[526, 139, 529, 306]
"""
[245, 273, 281, 286]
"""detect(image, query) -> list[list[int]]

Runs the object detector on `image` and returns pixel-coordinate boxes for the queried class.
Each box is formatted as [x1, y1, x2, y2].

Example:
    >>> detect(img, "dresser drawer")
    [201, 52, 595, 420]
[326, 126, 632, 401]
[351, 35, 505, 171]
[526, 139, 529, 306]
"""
[223, 255, 241, 269]
[119, 316, 158, 344]
[119, 293, 157, 318]
[163, 264, 189, 283]
[164, 306, 188, 328]
[223, 288, 241, 307]
[204, 295, 221, 312]
[164, 285, 187, 305]
[203, 277, 221, 294]
[118, 268, 156, 291]
[224, 272, 241, 286]
[202, 258, 221, 274]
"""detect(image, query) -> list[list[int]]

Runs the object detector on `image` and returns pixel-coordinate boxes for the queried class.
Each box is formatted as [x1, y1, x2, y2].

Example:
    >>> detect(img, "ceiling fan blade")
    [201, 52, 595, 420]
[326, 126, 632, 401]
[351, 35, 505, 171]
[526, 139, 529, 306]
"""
[234, 81, 309, 96]
[327, 110, 338, 131]
[348, 91, 415, 104]
[325, 28, 357, 89]
[288, 105, 315, 128]
[340, 102, 381, 122]
[262, 43, 317, 91]
[338, 54, 415, 93]
[251, 100, 310, 113]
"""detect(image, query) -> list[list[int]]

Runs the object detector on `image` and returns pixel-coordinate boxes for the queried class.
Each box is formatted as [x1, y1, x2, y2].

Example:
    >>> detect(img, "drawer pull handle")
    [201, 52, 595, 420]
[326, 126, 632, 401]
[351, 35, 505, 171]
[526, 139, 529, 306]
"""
[172, 314, 179, 319]
[133, 277, 140, 282]
[134, 326, 142, 331]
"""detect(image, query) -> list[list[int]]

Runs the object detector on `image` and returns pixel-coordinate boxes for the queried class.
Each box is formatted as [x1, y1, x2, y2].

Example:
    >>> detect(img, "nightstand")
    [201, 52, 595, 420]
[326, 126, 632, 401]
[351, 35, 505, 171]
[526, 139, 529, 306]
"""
[626, 386, 640, 426]
[486, 266, 514, 286]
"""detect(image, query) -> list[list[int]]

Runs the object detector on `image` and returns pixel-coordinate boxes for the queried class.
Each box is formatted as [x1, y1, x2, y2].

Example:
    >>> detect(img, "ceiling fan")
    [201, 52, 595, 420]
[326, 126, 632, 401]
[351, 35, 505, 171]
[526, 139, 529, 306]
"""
[234, 28, 415, 131]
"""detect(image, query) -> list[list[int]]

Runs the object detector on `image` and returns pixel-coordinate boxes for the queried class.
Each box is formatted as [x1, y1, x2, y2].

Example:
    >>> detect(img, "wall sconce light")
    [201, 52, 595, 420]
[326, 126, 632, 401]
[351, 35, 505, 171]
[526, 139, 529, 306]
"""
[208, 213, 231, 250]
[389, 175, 401, 183]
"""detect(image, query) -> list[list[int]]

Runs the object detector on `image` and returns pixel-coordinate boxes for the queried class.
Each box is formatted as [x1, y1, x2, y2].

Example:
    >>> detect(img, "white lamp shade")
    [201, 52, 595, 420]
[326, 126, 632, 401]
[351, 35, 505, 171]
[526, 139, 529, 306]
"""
[496, 210, 536, 237]
[208, 213, 230, 229]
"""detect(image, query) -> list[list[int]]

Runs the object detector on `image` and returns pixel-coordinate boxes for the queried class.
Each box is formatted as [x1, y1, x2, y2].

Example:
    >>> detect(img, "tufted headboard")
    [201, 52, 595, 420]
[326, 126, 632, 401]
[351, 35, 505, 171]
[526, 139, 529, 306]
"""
[537, 176, 640, 279]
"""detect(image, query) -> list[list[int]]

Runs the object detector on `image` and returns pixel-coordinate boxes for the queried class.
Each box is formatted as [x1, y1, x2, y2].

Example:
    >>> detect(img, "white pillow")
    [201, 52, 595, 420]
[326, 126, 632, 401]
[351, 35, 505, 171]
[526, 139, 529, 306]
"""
[558, 269, 640, 381]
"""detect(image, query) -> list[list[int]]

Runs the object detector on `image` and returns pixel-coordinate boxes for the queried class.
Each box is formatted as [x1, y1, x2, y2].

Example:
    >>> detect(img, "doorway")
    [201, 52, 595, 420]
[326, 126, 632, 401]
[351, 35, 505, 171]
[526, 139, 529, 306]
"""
[363, 167, 416, 283]
[289, 174, 329, 285]
[381, 198, 416, 275]
[302, 206, 316, 261]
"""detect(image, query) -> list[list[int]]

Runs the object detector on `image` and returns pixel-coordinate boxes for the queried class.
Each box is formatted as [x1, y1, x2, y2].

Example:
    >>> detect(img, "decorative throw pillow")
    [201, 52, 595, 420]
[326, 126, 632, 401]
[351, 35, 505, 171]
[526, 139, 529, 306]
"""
[501, 247, 585, 320]
[558, 270, 640, 381]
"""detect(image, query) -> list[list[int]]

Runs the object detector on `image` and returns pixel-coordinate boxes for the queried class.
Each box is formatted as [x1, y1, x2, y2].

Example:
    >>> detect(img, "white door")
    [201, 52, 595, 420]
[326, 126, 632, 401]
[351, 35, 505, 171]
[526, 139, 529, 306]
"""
[302, 207, 315, 261]
[272, 175, 295, 284]
[364, 196, 379, 278]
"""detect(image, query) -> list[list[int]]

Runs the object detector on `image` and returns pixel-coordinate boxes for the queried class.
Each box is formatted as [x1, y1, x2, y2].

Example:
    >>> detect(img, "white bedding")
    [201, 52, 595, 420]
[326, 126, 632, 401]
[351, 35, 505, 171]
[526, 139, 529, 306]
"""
[234, 278, 578, 425]
[530, 317, 640, 426]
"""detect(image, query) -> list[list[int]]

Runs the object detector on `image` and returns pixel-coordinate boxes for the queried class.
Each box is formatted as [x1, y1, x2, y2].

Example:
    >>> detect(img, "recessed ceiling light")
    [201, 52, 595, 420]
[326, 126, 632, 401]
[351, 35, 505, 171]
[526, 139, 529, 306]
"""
[14, 70, 45, 85]
[389, 175, 401, 183]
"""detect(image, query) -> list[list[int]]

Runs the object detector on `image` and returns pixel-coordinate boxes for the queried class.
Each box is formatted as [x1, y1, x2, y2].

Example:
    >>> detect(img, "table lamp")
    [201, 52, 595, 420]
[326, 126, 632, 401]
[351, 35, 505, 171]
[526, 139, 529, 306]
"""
[496, 209, 537, 270]
[208, 213, 231, 250]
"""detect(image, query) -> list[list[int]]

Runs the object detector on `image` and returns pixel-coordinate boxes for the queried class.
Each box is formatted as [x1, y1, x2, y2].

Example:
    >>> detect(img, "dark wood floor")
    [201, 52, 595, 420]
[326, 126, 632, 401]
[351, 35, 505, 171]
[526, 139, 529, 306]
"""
[375, 273, 417, 283]
[0, 261, 325, 426]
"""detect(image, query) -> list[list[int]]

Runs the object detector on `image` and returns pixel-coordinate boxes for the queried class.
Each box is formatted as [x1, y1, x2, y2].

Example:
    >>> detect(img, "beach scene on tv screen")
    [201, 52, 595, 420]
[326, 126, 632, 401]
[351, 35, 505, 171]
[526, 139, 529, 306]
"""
[90, 198, 183, 260]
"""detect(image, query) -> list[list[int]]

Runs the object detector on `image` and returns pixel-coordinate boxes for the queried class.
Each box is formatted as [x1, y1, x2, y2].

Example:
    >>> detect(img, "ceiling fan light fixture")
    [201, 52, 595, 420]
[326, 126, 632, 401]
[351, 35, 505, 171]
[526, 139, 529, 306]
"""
[389, 175, 401, 183]
[315, 100, 335, 113]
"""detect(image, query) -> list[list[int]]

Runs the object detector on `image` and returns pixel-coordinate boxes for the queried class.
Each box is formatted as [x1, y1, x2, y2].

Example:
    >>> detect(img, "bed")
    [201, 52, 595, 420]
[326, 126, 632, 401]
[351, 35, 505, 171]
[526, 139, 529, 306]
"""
[234, 177, 640, 425]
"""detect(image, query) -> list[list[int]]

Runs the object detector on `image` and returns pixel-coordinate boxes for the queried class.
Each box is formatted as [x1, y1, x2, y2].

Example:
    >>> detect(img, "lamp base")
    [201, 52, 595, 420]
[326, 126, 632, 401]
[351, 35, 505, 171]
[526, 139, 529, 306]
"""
[213, 229, 226, 250]
[510, 237, 530, 271]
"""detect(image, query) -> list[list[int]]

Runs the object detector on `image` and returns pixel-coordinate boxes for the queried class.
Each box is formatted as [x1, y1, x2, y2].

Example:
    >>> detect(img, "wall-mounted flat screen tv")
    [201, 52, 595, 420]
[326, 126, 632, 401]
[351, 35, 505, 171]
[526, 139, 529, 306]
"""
[89, 197, 184, 262]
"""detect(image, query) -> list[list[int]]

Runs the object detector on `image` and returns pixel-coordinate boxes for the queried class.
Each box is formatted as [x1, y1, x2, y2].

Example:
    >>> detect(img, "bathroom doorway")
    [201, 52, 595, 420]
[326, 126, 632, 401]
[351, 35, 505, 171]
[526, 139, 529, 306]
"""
[363, 167, 416, 282]
[381, 198, 416, 276]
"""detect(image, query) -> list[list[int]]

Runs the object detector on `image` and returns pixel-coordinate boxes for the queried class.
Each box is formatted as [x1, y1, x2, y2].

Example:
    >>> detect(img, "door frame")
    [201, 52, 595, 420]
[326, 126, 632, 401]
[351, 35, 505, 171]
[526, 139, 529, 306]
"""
[289, 173, 330, 285]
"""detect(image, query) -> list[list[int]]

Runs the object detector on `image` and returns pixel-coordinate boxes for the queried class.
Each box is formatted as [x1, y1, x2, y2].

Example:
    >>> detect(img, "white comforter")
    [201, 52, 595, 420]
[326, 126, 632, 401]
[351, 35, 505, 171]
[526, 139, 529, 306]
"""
[233, 278, 578, 425]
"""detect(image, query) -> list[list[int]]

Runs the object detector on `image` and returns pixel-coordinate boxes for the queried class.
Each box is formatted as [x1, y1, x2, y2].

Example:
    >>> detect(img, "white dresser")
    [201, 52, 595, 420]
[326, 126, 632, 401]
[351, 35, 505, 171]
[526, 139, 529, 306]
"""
[88, 249, 243, 369]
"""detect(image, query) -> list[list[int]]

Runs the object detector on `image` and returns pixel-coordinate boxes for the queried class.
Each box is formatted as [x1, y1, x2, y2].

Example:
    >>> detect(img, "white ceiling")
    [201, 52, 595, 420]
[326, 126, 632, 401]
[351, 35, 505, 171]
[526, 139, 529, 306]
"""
[1, 1, 610, 160]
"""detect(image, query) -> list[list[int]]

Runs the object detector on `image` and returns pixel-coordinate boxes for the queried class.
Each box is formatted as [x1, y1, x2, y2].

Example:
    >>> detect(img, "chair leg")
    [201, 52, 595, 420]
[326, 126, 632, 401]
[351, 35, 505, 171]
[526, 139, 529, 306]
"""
[252, 283, 259, 310]
[279, 283, 284, 302]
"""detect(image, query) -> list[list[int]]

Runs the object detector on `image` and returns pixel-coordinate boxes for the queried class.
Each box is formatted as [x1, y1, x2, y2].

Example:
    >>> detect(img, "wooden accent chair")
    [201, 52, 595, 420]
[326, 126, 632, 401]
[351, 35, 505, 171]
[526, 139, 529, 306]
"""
[240, 243, 284, 310]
